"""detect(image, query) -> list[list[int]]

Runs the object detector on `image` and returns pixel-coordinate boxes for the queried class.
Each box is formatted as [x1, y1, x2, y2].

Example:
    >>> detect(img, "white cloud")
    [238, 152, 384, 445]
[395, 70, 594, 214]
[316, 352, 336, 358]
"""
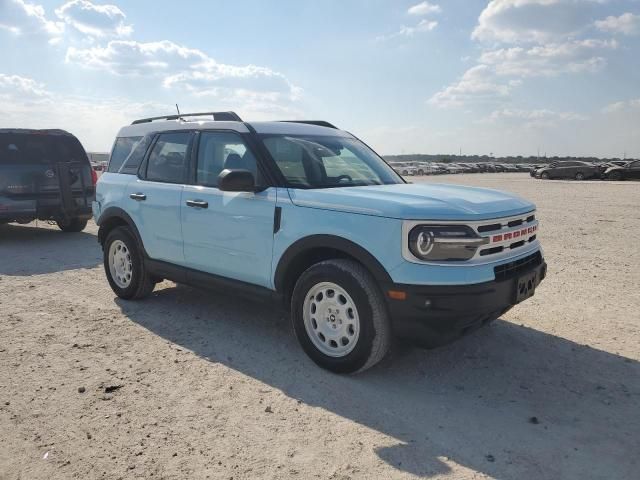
[603, 98, 640, 113]
[595, 13, 640, 36]
[377, 18, 438, 41]
[55, 0, 132, 38]
[0, 0, 63, 37]
[378, 1, 440, 40]
[0, 73, 49, 98]
[0, 71, 304, 149]
[407, 1, 441, 16]
[428, 65, 514, 108]
[479, 39, 616, 77]
[472, 0, 603, 44]
[65, 40, 208, 74]
[485, 108, 588, 128]
[65, 39, 300, 103]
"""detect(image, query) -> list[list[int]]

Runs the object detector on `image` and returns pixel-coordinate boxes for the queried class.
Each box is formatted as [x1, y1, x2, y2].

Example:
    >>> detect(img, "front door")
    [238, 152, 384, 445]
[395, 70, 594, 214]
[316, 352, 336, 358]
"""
[181, 131, 276, 288]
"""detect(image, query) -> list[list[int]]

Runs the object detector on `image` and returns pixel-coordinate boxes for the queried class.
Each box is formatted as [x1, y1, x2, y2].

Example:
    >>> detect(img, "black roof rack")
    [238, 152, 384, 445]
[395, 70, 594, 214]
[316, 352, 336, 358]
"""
[131, 111, 242, 125]
[279, 120, 338, 129]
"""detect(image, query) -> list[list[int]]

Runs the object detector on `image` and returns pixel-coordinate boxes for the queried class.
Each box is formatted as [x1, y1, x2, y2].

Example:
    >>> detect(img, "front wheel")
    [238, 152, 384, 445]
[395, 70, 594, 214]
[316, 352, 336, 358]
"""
[291, 259, 391, 374]
[575, 172, 585, 180]
[541, 172, 550, 180]
[103, 227, 156, 300]
[57, 217, 88, 232]
[608, 171, 622, 181]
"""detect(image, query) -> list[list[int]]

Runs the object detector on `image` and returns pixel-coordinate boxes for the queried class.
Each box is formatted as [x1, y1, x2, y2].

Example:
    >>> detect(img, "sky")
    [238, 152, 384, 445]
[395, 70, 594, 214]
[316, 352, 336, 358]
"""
[0, 0, 639, 157]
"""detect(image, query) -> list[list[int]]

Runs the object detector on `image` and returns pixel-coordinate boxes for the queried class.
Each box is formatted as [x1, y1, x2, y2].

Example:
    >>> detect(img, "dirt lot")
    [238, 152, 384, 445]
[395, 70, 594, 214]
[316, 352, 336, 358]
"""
[1, 173, 638, 480]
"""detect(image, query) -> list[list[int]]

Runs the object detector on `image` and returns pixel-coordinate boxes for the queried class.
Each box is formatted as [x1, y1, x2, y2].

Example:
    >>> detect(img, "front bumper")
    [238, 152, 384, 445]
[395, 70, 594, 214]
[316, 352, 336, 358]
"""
[384, 252, 546, 348]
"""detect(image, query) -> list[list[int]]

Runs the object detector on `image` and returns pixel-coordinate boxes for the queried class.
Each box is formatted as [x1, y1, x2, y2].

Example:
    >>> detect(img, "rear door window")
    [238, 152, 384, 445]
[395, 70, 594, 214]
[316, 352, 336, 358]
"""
[108, 136, 142, 173]
[145, 132, 192, 183]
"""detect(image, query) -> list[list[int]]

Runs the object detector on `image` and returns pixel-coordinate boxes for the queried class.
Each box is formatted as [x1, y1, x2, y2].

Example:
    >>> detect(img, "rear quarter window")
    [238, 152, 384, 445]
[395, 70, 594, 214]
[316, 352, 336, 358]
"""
[119, 136, 152, 175]
[108, 136, 142, 173]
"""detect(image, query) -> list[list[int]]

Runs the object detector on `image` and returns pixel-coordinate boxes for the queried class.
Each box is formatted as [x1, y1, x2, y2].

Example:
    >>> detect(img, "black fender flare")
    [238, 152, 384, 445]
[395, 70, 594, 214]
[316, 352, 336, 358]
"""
[96, 207, 145, 254]
[273, 234, 393, 294]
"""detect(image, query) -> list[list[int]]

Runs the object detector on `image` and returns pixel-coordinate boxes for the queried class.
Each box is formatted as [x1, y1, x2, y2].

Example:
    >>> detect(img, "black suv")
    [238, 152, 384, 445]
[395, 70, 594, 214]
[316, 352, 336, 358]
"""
[0, 129, 95, 231]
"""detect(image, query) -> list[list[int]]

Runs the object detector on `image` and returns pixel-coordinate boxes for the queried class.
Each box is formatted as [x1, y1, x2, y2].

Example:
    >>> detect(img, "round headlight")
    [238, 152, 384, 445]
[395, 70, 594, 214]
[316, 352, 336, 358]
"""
[415, 230, 435, 256]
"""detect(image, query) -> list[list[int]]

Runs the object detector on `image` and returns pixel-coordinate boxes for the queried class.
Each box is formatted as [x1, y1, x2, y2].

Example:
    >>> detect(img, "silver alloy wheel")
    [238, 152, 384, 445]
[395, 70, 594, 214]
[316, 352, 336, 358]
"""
[303, 281, 360, 357]
[109, 240, 133, 289]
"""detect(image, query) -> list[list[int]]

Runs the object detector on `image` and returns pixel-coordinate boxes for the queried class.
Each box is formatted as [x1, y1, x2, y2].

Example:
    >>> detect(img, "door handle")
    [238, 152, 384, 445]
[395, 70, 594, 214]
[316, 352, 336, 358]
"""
[130, 193, 146, 201]
[186, 199, 208, 209]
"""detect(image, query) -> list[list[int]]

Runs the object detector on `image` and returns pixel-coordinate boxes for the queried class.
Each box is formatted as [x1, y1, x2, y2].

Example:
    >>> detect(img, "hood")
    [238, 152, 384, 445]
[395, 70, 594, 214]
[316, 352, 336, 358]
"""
[287, 183, 535, 221]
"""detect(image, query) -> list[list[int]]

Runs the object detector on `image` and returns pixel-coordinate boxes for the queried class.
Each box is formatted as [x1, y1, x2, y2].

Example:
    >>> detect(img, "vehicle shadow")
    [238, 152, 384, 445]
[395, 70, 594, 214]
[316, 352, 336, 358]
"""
[0, 223, 101, 275]
[118, 284, 639, 479]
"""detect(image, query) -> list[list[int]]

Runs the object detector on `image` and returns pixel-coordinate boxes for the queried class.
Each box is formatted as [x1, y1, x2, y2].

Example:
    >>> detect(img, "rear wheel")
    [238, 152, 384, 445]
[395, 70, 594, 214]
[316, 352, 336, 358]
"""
[291, 259, 391, 374]
[103, 227, 156, 300]
[575, 172, 585, 180]
[608, 171, 622, 181]
[57, 217, 88, 232]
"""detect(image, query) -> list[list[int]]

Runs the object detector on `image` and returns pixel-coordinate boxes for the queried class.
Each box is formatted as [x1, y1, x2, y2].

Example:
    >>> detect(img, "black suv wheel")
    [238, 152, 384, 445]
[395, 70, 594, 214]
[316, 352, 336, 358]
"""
[291, 259, 391, 373]
[103, 227, 156, 300]
[57, 217, 88, 232]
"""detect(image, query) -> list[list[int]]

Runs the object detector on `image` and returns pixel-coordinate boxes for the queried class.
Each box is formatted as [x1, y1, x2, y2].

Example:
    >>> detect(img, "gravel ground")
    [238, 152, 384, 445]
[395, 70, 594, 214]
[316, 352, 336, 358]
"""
[0, 173, 638, 480]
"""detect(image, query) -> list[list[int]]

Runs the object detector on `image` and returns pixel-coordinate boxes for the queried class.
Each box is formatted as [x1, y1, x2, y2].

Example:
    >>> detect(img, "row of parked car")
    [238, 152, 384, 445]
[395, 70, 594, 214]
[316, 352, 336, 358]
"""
[530, 160, 640, 181]
[389, 162, 533, 176]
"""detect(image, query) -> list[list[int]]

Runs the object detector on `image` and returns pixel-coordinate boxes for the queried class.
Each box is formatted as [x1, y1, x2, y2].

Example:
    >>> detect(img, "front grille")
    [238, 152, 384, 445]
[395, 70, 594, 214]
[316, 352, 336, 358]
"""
[474, 211, 538, 259]
[494, 251, 543, 281]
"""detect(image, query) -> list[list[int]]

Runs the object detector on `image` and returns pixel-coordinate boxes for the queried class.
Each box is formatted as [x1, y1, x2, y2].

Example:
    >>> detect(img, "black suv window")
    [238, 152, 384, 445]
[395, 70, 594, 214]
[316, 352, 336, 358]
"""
[108, 136, 142, 173]
[145, 132, 191, 183]
[196, 131, 258, 187]
[0, 133, 87, 165]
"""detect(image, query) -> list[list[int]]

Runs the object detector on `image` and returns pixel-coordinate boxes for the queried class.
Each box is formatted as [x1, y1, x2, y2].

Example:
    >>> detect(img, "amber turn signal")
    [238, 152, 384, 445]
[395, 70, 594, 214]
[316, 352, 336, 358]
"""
[387, 290, 407, 300]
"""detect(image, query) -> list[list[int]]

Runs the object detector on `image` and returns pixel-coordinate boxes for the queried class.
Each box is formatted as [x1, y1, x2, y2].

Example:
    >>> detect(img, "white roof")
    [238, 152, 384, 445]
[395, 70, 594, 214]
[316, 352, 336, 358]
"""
[117, 119, 350, 138]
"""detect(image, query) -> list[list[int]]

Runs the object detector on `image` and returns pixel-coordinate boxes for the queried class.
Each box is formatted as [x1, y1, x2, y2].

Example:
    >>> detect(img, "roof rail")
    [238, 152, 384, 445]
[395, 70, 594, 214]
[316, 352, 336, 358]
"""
[131, 111, 242, 125]
[279, 120, 338, 129]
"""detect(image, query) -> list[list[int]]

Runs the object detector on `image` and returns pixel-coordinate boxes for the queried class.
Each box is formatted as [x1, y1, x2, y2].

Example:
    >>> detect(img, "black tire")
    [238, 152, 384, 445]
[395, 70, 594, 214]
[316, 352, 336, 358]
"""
[418, 169, 424, 176]
[103, 227, 156, 300]
[608, 171, 622, 181]
[541, 172, 550, 180]
[575, 172, 585, 180]
[291, 259, 391, 374]
[57, 217, 88, 232]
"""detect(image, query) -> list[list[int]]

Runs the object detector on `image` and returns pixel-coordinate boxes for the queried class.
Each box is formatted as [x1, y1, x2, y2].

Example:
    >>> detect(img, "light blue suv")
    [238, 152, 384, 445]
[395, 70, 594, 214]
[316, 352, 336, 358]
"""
[94, 112, 546, 373]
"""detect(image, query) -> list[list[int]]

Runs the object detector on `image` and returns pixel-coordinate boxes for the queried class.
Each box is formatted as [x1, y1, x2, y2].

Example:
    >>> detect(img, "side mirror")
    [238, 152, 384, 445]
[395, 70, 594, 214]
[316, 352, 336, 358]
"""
[218, 169, 256, 192]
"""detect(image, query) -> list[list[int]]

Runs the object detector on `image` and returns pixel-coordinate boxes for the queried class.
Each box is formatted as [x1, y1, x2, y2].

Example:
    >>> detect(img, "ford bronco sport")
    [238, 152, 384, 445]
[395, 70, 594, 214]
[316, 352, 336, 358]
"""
[94, 112, 546, 373]
[1, 129, 96, 231]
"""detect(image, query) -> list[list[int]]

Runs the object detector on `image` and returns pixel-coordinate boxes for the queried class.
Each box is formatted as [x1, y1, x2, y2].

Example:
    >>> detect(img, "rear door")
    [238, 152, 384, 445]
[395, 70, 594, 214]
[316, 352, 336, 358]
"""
[125, 131, 193, 264]
[556, 162, 575, 178]
[181, 130, 276, 288]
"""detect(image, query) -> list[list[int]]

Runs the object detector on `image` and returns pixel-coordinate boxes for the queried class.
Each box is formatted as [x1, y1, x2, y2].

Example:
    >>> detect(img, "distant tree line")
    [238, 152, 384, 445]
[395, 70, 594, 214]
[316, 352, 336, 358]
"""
[383, 154, 638, 164]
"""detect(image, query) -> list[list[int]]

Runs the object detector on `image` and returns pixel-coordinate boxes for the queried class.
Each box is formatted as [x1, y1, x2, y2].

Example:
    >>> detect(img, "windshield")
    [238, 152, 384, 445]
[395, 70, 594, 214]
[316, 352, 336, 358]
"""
[261, 134, 404, 188]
